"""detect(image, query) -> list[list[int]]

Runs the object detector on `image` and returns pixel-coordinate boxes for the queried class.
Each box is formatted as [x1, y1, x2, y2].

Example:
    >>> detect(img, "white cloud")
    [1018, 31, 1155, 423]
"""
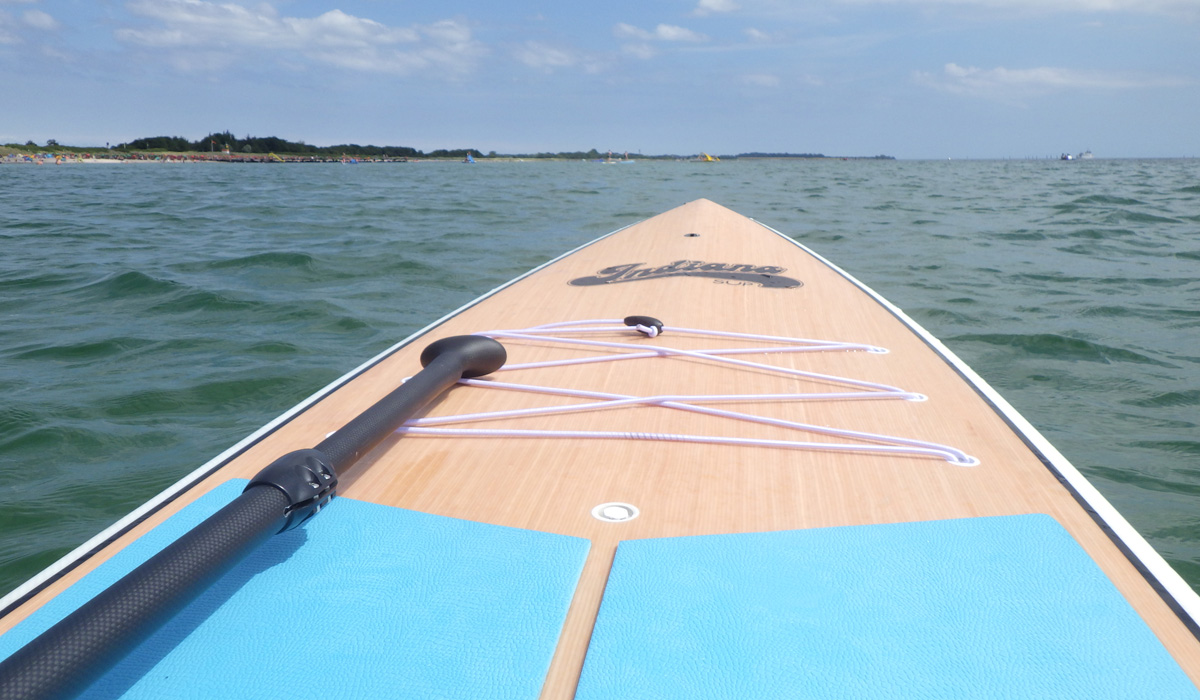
[622, 42, 656, 59]
[115, 1, 484, 76]
[658, 24, 708, 41]
[513, 40, 607, 74]
[613, 23, 708, 42]
[693, 0, 740, 16]
[21, 8, 57, 30]
[842, 0, 1198, 17]
[514, 41, 577, 71]
[743, 28, 774, 42]
[613, 23, 651, 40]
[915, 62, 1190, 99]
[0, 11, 17, 44]
[117, 2, 417, 49]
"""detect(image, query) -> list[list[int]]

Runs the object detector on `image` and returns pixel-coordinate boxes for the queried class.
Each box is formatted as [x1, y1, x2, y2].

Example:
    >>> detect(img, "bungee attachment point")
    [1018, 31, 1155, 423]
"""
[623, 315, 664, 337]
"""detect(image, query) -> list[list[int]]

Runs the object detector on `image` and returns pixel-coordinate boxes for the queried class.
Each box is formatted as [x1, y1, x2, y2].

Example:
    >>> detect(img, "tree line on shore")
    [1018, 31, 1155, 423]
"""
[6, 133, 895, 161]
[115, 132, 480, 159]
[112, 135, 658, 160]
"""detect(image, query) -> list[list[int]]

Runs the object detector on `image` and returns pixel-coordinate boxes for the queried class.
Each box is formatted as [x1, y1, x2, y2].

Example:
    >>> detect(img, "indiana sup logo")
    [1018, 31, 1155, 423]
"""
[569, 260, 802, 289]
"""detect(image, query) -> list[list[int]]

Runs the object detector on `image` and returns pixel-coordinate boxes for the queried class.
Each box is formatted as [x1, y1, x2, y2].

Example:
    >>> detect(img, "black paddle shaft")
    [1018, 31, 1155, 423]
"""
[316, 334, 507, 474]
[0, 335, 506, 700]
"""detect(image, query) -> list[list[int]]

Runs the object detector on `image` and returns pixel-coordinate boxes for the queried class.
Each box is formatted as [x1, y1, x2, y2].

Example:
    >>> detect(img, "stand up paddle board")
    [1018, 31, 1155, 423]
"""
[2, 199, 1199, 699]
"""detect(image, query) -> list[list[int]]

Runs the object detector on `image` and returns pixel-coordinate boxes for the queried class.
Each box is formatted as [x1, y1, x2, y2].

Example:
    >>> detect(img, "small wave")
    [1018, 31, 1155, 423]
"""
[1067, 228, 1133, 240]
[1010, 272, 1088, 284]
[1103, 276, 1193, 289]
[71, 270, 180, 299]
[245, 341, 301, 354]
[0, 424, 106, 455]
[148, 289, 257, 313]
[0, 406, 39, 440]
[99, 388, 188, 418]
[11, 337, 155, 361]
[912, 307, 981, 326]
[1087, 464, 1200, 497]
[0, 272, 76, 291]
[994, 230, 1046, 241]
[2, 220, 58, 231]
[1058, 243, 1118, 258]
[1102, 210, 1181, 225]
[98, 374, 321, 419]
[949, 333, 1168, 365]
[204, 251, 318, 271]
[1078, 305, 1138, 318]
[321, 315, 372, 332]
[66, 269, 275, 315]
[1124, 389, 1200, 409]
[1128, 440, 1200, 458]
[1148, 521, 1200, 542]
[1074, 194, 1146, 207]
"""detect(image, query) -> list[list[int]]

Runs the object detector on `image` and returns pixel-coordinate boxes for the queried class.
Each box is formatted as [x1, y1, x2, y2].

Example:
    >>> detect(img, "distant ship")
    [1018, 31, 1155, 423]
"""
[1061, 150, 1094, 161]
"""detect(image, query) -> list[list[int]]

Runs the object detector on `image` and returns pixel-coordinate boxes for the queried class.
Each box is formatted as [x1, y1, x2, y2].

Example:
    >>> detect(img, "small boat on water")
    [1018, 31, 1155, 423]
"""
[1, 200, 1198, 699]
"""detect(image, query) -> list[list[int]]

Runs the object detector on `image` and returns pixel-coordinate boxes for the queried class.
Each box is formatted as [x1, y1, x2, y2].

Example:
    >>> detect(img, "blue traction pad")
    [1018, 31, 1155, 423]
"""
[575, 514, 1200, 700]
[0, 480, 590, 700]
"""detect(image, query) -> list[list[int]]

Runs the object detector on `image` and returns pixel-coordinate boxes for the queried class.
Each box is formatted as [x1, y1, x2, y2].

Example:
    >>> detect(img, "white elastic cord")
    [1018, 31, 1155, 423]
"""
[396, 427, 970, 463]
[407, 378, 973, 465]
[489, 319, 886, 351]
[485, 331, 909, 395]
[396, 320, 979, 466]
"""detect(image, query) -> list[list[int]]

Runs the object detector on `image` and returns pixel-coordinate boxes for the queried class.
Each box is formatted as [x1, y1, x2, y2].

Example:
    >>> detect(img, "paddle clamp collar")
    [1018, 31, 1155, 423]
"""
[246, 449, 338, 532]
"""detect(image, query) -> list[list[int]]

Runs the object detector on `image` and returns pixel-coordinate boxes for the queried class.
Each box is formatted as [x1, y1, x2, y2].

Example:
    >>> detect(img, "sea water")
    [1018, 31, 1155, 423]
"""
[1, 158, 1198, 598]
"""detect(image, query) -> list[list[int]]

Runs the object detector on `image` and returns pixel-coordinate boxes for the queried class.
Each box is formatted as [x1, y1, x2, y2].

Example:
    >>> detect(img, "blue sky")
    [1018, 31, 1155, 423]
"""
[1, 0, 1197, 158]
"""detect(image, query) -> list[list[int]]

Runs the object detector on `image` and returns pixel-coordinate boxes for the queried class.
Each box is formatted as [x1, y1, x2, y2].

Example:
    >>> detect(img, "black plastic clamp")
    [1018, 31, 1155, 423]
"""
[245, 448, 338, 531]
[624, 315, 664, 336]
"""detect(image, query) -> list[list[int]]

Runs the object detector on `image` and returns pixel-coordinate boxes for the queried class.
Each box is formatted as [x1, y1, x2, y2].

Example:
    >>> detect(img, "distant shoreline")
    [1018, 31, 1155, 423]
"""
[1, 152, 898, 165]
[2, 138, 896, 163]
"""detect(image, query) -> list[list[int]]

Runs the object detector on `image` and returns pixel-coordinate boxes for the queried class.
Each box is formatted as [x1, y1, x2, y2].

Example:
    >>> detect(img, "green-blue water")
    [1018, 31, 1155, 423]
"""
[2, 159, 1198, 598]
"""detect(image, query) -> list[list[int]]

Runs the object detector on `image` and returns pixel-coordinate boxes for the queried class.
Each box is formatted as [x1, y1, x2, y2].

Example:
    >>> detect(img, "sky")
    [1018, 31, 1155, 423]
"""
[1, 0, 1197, 159]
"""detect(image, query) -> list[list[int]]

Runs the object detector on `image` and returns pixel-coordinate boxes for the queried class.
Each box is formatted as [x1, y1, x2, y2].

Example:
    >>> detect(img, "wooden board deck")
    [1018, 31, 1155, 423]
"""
[3, 199, 1199, 697]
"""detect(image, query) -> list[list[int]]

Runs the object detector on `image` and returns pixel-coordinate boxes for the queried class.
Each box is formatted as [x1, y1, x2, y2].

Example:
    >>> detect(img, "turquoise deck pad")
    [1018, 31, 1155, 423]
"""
[575, 514, 1200, 699]
[0, 480, 590, 700]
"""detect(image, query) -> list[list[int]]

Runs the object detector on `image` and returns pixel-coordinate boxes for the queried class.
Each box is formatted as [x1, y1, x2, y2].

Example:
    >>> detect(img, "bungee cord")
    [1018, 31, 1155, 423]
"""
[394, 319, 979, 467]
